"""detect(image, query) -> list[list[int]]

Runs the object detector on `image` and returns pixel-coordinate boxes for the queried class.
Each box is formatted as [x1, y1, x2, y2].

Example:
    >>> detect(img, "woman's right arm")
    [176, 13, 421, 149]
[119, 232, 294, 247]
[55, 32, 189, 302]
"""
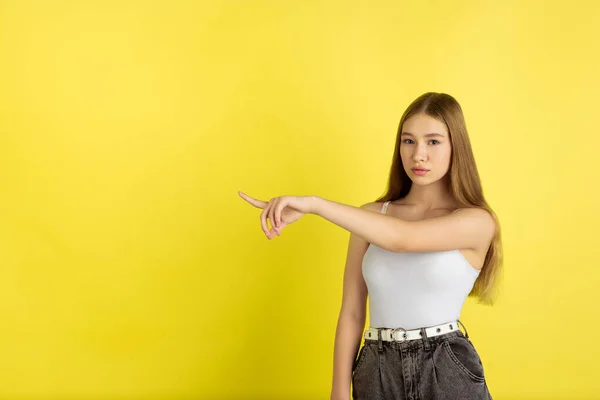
[330, 226, 370, 400]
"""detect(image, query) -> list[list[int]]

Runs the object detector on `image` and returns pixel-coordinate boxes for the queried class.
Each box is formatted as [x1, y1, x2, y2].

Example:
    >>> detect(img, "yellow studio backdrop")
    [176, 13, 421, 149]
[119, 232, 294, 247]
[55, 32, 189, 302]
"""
[0, 1, 598, 399]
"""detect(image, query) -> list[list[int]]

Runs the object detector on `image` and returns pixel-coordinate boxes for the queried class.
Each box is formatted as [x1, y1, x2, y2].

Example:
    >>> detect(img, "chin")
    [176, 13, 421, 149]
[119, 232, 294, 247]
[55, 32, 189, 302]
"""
[411, 179, 431, 185]
[411, 175, 441, 185]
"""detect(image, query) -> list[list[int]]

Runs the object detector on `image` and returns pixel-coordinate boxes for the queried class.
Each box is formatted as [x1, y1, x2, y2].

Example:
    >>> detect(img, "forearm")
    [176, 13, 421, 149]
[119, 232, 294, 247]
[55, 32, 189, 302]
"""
[311, 196, 404, 252]
[330, 312, 366, 399]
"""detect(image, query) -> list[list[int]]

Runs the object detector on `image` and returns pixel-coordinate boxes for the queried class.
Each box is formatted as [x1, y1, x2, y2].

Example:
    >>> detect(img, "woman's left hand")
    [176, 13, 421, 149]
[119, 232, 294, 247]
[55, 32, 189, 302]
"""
[238, 191, 317, 239]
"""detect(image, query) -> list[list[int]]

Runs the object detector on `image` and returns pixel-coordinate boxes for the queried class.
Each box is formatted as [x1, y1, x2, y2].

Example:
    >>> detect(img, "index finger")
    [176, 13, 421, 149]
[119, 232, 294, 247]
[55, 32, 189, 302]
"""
[238, 191, 267, 209]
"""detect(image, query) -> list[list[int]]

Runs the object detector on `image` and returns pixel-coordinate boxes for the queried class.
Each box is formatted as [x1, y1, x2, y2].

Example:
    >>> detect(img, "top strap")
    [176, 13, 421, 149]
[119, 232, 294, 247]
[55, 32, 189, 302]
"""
[380, 201, 391, 214]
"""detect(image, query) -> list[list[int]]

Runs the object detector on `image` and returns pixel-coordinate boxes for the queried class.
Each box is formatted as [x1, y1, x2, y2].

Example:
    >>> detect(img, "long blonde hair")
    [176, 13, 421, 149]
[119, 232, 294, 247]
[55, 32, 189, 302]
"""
[376, 92, 503, 305]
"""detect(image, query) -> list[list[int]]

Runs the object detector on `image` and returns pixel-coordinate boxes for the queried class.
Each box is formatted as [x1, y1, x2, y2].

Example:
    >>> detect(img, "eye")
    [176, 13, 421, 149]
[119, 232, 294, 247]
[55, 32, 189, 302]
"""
[429, 140, 440, 145]
[403, 139, 414, 144]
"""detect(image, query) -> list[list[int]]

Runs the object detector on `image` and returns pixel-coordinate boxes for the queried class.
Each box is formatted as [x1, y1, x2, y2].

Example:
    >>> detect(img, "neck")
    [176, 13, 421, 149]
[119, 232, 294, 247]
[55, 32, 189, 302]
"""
[401, 177, 456, 210]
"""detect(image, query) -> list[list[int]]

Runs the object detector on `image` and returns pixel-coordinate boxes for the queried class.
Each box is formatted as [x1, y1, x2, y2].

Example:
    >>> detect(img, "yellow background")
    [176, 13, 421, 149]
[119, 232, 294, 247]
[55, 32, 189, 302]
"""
[0, 0, 598, 399]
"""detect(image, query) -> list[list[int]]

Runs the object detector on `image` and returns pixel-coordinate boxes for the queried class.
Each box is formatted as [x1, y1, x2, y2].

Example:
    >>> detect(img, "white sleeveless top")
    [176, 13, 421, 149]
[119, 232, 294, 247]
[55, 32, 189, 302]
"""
[362, 201, 480, 330]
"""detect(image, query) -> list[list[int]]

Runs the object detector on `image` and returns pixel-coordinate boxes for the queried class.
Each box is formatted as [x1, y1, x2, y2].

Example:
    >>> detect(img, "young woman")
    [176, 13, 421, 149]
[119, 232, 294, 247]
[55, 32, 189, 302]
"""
[239, 92, 502, 400]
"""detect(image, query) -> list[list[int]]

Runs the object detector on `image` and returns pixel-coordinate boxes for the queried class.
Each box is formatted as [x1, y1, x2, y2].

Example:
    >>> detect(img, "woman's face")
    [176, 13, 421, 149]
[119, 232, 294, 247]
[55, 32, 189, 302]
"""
[400, 113, 452, 185]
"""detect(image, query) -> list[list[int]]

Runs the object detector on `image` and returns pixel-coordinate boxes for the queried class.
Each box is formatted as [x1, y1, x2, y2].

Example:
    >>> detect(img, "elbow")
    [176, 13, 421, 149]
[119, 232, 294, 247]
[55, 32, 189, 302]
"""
[339, 307, 366, 324]
[383, 220, 410, 252]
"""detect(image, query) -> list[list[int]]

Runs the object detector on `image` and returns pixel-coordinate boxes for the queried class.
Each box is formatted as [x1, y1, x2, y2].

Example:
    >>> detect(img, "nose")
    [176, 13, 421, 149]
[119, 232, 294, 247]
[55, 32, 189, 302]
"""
[412, 143, 427, 162]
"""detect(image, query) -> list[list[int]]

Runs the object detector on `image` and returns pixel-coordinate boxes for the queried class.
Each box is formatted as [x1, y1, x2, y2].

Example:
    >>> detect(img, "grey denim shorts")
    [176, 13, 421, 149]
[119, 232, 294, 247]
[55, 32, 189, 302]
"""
[351, 322, 492, 400]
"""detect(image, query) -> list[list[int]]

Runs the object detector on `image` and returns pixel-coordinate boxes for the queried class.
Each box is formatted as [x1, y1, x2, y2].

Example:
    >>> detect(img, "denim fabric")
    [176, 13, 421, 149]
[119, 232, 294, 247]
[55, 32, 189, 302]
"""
[351, 323, 492, 400]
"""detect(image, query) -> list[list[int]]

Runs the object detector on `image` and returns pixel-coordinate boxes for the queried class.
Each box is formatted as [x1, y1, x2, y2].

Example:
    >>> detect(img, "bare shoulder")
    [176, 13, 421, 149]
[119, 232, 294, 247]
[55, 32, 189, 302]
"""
[451, 206, 494, 220]
[451, 207, 497, 238]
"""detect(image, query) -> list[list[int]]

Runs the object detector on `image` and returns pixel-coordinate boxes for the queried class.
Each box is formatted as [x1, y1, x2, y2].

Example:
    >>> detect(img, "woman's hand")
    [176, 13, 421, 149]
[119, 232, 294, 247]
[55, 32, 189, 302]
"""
[238, 191, 317, 239]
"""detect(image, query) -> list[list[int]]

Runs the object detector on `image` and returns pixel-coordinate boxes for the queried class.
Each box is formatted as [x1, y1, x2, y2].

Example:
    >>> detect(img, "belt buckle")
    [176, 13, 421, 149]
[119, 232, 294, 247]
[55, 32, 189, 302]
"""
[390, 327, 407, 342]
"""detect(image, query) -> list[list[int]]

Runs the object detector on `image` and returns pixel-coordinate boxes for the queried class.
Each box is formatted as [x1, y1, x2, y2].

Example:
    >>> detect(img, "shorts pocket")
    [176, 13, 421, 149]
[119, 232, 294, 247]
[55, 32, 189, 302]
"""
[443, 338, 486, 382]
[352, 344, 369, 374]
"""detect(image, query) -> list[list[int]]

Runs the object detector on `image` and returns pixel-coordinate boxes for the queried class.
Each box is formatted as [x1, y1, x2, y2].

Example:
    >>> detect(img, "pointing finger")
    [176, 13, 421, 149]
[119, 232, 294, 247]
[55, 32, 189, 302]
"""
[238, 191, 267, 209]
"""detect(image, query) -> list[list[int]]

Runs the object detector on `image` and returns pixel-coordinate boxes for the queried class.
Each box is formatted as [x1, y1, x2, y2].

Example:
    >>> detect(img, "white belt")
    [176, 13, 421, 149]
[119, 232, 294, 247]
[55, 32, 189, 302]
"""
[364, 321, 459, 342]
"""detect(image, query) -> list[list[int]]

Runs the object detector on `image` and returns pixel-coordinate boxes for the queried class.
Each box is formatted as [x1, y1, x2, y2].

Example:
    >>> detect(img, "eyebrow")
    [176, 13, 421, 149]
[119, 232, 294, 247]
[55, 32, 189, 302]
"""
[401, 132, 446, 138]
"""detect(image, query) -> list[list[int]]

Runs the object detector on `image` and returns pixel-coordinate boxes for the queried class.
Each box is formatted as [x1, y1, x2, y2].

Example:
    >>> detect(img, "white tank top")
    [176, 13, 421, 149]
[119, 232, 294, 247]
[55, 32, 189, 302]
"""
[362, 201, 480, 330]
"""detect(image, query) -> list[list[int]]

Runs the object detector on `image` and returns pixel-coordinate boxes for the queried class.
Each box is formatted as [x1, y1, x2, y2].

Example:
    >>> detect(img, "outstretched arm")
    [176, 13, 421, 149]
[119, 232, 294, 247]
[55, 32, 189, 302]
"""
[311, 197, 495, 253]
[239, 191, 495, 253]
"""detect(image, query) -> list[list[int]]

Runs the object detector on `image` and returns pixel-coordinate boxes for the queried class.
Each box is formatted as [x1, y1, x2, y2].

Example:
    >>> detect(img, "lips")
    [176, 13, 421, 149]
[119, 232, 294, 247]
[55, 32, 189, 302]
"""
[411, 168, 429, 176]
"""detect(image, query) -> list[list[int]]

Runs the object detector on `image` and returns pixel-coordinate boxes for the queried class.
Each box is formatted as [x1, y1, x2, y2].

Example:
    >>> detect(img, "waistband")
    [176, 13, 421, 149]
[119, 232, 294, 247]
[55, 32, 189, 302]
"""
[364, 320, 460, 342]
